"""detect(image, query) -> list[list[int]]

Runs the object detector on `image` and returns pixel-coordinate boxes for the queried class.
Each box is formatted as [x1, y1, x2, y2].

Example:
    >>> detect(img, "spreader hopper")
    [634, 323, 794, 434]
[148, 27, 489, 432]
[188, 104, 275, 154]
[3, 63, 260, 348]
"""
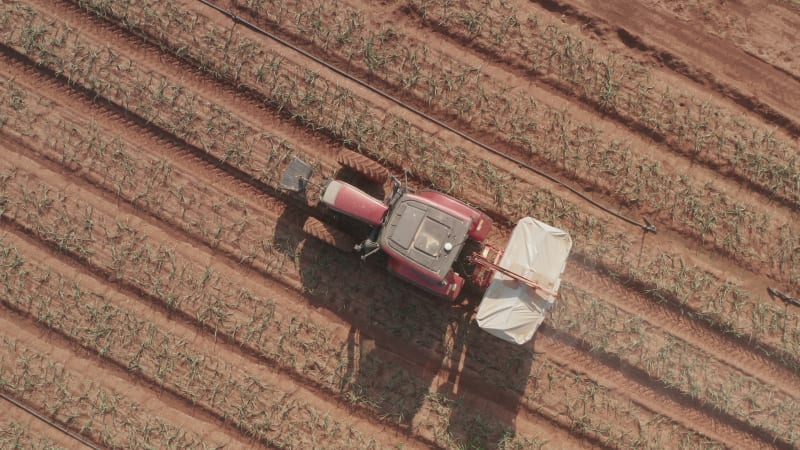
[473, 217, 572, 345]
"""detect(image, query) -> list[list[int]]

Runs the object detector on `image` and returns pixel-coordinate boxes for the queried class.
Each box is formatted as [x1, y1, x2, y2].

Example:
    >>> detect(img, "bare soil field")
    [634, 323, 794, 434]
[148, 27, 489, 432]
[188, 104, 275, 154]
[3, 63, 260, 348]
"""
[0, 0, 798, 448]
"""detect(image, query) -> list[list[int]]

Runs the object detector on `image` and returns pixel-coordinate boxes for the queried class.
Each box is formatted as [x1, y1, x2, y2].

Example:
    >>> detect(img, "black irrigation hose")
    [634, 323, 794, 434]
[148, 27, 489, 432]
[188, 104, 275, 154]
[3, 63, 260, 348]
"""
[198, 0, 657, 234]
[0, 392, 100, 450]
[768, 287, 800, 308]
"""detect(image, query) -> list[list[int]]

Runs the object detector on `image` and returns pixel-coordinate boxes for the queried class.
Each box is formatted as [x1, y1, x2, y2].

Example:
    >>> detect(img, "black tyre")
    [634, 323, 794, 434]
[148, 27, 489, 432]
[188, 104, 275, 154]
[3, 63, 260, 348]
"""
[336, 149, 389, 183]
[302, 217, 356, 252]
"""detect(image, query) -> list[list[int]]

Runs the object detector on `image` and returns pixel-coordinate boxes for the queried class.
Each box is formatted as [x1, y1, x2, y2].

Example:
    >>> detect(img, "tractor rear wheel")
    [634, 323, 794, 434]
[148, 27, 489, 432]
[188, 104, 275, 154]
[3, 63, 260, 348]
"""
[302, 217, 356, 252]
[337, 149, 389, 183]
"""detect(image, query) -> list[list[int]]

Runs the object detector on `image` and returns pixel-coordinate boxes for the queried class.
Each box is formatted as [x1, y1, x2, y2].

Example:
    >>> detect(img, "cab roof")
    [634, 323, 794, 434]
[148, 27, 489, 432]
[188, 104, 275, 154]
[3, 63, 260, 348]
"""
[379, 193, 471, 280]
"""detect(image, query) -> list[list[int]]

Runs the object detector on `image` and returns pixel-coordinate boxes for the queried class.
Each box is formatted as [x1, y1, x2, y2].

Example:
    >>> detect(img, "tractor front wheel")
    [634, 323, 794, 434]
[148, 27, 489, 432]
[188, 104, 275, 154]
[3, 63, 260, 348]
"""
[336, 149, 389, 183]
[302, 217, 356, 252]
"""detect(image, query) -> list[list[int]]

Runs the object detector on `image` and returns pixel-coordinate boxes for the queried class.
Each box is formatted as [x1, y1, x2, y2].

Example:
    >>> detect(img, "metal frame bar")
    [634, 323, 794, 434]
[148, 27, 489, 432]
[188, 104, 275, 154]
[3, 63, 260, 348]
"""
[469, 245, 560, 298]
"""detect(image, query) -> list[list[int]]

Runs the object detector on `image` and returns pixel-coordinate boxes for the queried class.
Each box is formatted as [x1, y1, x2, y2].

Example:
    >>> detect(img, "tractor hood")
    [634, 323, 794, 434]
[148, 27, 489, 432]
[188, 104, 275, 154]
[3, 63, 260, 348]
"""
[321, 180, 388, 226]
[476, 217, 572, 345]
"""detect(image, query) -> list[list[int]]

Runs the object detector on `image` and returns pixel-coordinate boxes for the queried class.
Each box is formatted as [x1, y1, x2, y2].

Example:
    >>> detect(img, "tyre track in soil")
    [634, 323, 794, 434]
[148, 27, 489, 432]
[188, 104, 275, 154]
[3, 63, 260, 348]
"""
[6, 0, 792, 444]
[0, 61, 594, 449]
[40, 0, 343, 166]
[0, 241, 253, 450]
[0, 146, 420, 450]
[0, 50, 709, 450]
[204, 0, 800, 305]
[535, 0, 800, 136]
[0, 395, 95, 450]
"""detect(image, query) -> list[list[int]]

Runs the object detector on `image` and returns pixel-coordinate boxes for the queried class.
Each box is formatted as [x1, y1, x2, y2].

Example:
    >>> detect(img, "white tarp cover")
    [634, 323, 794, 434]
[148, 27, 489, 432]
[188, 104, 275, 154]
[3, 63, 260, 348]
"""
[476, 217, 572, 345]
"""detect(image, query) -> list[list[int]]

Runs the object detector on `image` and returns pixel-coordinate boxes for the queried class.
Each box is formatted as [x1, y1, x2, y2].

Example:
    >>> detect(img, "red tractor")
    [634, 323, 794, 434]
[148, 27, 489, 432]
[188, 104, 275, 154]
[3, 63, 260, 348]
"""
[281, 150, 572, 344]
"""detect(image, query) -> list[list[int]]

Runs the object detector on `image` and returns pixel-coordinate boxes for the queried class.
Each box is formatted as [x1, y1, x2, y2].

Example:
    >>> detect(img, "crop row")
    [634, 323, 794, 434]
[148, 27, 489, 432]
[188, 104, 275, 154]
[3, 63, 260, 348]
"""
[1, 2, 312, 193]
[554, 282, 800, 443]
[401, 0, 800, 205]
[0, 330, 210, 449]
[228, 0, 800, 286]
[0, 71, 712, 448]
[52, 0, 800, 368]
[0, 228, 392, 449]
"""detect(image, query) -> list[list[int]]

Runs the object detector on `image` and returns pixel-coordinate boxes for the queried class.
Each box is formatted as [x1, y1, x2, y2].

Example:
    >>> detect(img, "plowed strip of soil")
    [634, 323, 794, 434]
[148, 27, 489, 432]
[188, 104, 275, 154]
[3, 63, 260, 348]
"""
[0, 223, 410, 449]
[0, 311, 234, 449]
[551, 0, 800, 126]
[562, 266, 800, 400]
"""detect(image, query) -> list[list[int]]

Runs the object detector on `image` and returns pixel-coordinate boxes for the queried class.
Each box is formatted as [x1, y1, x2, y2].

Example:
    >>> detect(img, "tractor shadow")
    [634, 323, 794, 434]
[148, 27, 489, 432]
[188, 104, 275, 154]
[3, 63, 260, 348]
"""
[273, 207, 535, 447]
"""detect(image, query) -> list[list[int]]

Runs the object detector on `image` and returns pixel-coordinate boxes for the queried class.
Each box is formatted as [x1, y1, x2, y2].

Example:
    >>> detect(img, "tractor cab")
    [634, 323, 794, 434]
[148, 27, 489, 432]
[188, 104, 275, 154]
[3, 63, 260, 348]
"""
[298, 156, 491, 300]
[377, 193, 472, 298]
[379, 194, 471, 280]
